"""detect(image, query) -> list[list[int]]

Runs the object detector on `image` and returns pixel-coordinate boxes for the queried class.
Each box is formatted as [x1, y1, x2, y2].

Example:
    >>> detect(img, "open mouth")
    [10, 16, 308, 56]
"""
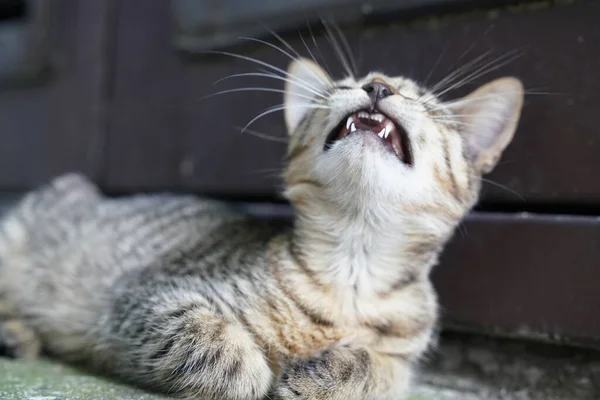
[324, 110, 413, 165]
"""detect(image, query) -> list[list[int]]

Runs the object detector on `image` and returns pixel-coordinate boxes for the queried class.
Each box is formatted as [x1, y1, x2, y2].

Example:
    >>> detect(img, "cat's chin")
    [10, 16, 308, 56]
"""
[315, 133, 411, 202]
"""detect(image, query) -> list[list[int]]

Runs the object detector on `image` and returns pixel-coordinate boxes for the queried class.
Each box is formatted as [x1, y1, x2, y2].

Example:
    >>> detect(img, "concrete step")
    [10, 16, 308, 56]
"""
[1, 333, 598, 400]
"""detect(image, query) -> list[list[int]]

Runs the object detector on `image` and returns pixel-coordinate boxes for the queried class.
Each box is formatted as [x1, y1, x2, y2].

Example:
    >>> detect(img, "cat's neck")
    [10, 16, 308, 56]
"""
[291, 193, 447, 298]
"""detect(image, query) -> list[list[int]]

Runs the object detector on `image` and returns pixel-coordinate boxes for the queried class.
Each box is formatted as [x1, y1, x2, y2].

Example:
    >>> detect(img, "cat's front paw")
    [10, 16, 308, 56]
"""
[272, 348, 369, 400]
[0, 318, 41, 359]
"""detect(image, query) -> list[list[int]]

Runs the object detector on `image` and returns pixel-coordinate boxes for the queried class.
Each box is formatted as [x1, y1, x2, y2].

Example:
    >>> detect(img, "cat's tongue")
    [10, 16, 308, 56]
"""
[336, 111, 407, 163]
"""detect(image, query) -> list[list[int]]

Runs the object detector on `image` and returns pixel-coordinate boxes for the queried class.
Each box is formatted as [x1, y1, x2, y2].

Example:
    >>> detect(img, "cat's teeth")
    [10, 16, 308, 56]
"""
[357, 111, 385, 123]
[378, 128, 385, 138]
[346, 116, 353, 129]
[350, 123, 356, 132]
[384, 125, 391, 139]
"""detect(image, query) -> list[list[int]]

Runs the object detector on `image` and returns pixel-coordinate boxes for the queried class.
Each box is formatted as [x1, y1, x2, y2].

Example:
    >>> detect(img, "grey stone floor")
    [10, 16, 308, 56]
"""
[414, 333, 600, 400]
[1, 333, 599, 400]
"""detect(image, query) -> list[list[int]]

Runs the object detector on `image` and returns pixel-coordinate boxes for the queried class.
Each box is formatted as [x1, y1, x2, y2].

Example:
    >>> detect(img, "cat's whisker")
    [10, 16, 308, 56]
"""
[213, 72, 274, 85]
[432, 114, 519, 127]
[260, 24, 336, 88]
[432, 113, 519, 121]
[238, 36, 298, 63]
[431, 90, 528, 111]
[457, 222, 468, 239]
[424, 50, 492, 100]
[423, 49, 521, 106]
[432, 115, 518, 128]
[307, 22, 335, 81]
[435, 55, 522, 100]
[238, 36, 332, 89]
[321, 18, 355, 79]
[423, 42, 449, 86]
[244, 168, 284, 181]
[481, 178, 525, 201]
[494, 159, 514, 167]
[199, 87, 320, 103]
[435, 49, 497, 90]
[432, 121, 481, 129]
[203, 50, 328, 99]
[519, 88, 569, 96]
[233, 126, 288, 143]
[211, 73, 328, 101]
[455, 42, 477, 64]
[298, 30, 335, 88]
[329, 19, 358, 77]
[242, 103, 330, 134]
[447, 24, 495, 74]
[434, 49, 523, 99]
[245, 167, 284, 175]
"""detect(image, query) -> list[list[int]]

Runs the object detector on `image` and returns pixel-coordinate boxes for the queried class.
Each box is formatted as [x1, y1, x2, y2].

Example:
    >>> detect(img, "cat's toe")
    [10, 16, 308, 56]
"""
[0, 318, 41, 359]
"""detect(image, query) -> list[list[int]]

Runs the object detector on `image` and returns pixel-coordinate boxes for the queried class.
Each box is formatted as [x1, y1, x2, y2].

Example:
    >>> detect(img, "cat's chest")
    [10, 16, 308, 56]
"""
[327, 286, 437, 358]
[247, 280, 437, 362]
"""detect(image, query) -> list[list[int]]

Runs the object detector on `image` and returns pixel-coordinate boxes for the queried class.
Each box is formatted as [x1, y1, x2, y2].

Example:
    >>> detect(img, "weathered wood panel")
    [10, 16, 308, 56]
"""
[107, 0, 600, 206]
[0, 0, 112, 189]
[434, 212, 600, 345]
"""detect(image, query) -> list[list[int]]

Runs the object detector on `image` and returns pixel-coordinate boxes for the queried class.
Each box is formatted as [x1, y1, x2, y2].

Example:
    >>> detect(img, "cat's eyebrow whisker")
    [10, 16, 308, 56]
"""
[211, 73, 327, 101]
[422, 50, 493, 103]
[204, 50, 328, 99]
[433, 49, 523, 99]
[242, 103, 330, 134]
[329, 19, 358, 77]
[423, 42, 449, 87]
[298, 30, 335, 88]
[238, 36, 331, 89]
[425, 51, 491, 97]
[259, 25, 336, 88]
[321, 18, 355, 80]
[199, 87, 321, 103]
[307, 21, 335, 81]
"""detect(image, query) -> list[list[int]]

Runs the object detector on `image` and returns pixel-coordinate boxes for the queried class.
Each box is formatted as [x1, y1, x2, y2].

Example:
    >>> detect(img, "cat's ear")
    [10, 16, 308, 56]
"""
[284, 58, 331, 134]
[449, 77, 524, 174]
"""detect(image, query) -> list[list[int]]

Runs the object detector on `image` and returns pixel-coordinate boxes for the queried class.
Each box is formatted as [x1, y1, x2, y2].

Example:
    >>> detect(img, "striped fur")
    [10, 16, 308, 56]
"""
[0, 58, 523, 399]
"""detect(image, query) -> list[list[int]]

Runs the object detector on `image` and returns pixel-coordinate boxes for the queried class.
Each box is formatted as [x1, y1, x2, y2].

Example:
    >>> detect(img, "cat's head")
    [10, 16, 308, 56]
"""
[282, 58, 523, 230]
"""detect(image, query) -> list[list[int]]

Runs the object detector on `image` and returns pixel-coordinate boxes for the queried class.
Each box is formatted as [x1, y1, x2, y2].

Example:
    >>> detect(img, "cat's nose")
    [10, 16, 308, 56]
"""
[362, 81, 394, 105]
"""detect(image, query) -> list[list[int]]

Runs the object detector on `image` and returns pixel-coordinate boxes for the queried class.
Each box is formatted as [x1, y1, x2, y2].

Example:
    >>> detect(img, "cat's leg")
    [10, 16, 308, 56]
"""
[273, 346, 412, 400]
[107, 291, 273, 400]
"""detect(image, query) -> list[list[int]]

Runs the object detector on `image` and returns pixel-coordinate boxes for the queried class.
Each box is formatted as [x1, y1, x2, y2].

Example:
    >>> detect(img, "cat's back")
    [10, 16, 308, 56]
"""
[1, 173, 241, 259]
[0, 173, 246, 313]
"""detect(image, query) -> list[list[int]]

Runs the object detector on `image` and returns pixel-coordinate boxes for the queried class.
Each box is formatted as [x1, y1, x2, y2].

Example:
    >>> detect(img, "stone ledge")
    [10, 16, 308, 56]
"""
[2, 332, 599, 400]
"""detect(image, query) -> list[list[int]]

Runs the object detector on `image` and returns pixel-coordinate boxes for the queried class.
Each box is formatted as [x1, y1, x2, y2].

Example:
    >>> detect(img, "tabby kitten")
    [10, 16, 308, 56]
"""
[0, 57, 523, 399]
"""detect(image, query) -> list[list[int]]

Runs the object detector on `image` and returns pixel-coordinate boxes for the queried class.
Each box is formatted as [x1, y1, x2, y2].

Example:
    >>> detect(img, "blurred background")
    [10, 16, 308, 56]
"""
[0, 0, 598, 377]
